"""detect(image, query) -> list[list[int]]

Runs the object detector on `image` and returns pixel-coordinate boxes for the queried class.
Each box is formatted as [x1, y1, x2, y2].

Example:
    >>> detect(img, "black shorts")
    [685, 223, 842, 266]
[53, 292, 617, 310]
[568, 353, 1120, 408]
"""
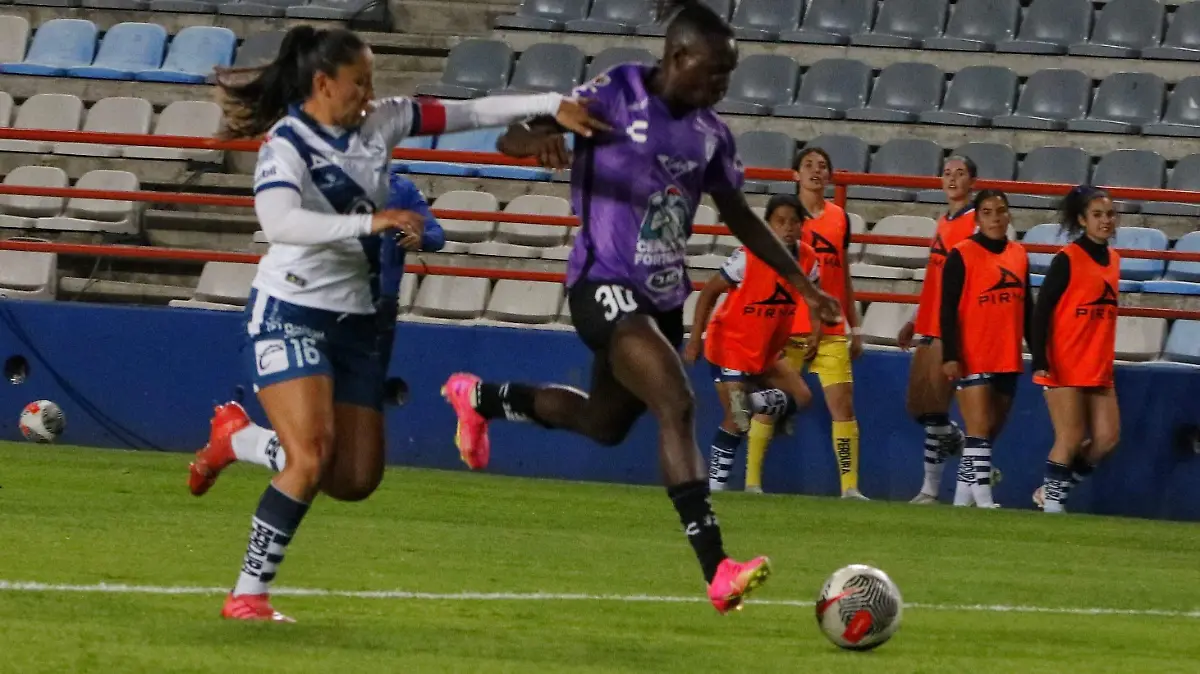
[568, 281, 684, 353]
[956, 372, 1019, 398]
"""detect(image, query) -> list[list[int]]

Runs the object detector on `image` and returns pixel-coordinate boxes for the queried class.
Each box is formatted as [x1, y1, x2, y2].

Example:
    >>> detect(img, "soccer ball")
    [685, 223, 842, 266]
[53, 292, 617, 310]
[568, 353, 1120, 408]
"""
[815, 564, 903, 650]
[19, 400, 65, 443]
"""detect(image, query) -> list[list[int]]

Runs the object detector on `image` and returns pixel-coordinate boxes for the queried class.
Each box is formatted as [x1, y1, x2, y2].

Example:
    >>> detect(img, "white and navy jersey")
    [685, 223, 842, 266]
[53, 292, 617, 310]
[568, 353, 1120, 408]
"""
[718, 246, 820, 288]
[251, 98, 447, 314]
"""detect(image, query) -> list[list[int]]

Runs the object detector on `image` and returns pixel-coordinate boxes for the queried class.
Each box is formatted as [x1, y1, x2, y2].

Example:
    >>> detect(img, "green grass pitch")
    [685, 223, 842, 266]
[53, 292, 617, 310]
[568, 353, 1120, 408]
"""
[2, 443, 1200, 673]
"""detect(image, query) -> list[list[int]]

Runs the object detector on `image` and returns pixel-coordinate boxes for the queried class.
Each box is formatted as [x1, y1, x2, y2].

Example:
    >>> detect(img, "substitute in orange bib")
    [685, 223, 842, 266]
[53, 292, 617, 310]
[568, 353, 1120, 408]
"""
[743, 147, 867, 500]
[685, 194, 817, 492]
[902, 156, 977, 504]
[1029, 186, 1121, 514]
[940, 189, 1031, 509]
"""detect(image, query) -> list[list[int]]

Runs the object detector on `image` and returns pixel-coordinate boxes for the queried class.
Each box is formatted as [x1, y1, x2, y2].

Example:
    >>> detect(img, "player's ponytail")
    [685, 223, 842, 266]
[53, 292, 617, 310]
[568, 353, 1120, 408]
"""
[216, 26, 366, 139]
[1058, 185, 1109, 239]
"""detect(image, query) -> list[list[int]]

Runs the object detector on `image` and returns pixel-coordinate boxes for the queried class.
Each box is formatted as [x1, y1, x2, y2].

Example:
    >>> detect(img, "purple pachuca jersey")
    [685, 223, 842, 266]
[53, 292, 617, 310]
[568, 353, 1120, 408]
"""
[564, 63, 746, 312]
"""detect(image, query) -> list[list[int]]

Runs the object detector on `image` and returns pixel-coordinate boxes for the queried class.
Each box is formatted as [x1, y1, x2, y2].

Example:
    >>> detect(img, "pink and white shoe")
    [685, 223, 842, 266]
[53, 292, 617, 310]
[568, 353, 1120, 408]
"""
[441, 373, 491, 470]
[220, 593, 294, 622]
[708, 556, 772, 614]
[188, 402, 250, 496]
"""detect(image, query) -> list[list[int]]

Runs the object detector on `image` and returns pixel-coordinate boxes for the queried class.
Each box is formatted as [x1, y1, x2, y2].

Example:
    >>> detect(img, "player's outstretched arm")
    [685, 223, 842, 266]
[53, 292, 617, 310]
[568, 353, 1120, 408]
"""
[497, 119, 572, 169]
[683, 271, 733, 365]
[711, 188, 841, 324]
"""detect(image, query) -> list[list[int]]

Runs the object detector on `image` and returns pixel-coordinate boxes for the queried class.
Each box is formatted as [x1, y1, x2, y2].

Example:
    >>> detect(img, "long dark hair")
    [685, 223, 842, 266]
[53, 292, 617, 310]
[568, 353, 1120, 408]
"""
[216, 26, 366, 139]
[1058, 185, 1110, 238]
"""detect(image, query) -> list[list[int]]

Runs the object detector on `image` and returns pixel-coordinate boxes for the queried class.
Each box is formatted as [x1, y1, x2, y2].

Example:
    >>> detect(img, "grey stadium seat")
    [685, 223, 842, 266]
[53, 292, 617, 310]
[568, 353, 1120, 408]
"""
[714, 54, 799, 116]
[0, 15, 30, 64]
[924, 0, 1019, 52]
[39, 169, 141, 236]
[482, 280, 563, 324]
[1067, 73, 1164, 135]
[219, 0, 291, 17]
[0, 92, 12, 127]
[992, 69, 1092, 132]
[416, 40, 513, 99]
[1009, 146, 1092, 209]
[286, 0, 370, 20]
[233, 31, 285, 68]
[845, 62, 944, 123]
[736, 131, 795, 194]
[1141, 154, 1200, 217]
[53, 97, 153, 157]
[918, 142, 1015, 203]
[494, 0, 589, 30]
[781, 0, 874, 46]
[0, 167, 68, 229]
[496, 43, 585, 94]
[410, 276, 492, 321]
[122, 100, 223, 162]
[848, 138, 943, 202]
[1143, 77, 1200, 138]
[637, 0, 732, 35]
[919, 66, 1018, 127]
[997, 0, 1091, 56]
[802, 134, 870, 174]
[729, 0, 805, 41]
[566, 0, 654, 34]
[775, 58, 871, 120]
[0, 250, 56, 301]
[587, 47, 654, 79]
[1092, 149, 1166, 214]
[0, 93, 83, 154]
[1144, 3, 1200, 61]
[1114, 316, 1166, 362]
[1068, 0, 1164, 59]
[169, 262, 257, 309]
[851, 0, 948, 49]
[150, 0, 231, 12]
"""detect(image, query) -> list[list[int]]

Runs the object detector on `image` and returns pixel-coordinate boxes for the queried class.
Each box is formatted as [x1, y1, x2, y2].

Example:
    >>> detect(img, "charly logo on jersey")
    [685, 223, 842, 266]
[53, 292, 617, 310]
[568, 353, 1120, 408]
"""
[1076, 280, 1119, 319]
[636, 186, 690, 294]
[657, 154, 700, 179]
[978, 266, 1025, 305]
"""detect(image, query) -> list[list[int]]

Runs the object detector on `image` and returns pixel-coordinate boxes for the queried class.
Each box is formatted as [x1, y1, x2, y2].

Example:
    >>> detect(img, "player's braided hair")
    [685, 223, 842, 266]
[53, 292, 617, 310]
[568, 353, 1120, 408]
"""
[1058, 185, 1110, 238]
[216, 26, 366, 139]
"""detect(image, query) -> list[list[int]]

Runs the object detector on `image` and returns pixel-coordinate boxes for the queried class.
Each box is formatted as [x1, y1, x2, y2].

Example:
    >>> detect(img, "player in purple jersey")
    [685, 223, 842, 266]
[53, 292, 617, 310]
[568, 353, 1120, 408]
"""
[440, 0, 840, 614]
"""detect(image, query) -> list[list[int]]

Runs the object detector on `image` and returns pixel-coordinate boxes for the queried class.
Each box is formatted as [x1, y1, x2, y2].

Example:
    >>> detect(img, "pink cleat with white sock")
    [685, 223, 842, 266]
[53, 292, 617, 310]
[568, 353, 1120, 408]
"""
[441, 373, 491, 470]
[221, 593, 294, 623]
[188, 402, 250, 496]
[708, 556, 772, 614]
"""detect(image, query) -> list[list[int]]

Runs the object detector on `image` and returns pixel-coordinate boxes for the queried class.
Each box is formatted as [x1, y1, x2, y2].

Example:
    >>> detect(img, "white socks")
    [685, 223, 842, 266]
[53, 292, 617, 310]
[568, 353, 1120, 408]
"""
[231, 424, 286, 472]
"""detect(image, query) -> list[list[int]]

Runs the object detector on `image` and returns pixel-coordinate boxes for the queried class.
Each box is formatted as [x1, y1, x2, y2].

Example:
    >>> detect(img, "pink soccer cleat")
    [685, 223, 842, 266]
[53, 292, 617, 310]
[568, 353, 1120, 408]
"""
[188, 402, 250, 496]
[441, 373, 491, 470]
[708, 556, 772, 614]
[221, 593, 294, 623]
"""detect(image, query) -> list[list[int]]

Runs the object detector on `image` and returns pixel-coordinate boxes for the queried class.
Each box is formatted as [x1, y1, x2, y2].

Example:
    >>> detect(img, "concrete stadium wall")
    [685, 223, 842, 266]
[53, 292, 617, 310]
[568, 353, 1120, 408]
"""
[1, 299, 1199, 521]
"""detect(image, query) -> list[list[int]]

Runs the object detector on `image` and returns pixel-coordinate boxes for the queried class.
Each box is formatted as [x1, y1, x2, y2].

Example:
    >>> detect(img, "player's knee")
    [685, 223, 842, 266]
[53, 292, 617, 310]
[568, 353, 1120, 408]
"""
[1091, 426, 1120, 458]
[281, 428, 336, 486]
[590, 422, 633, 447]
[330, 470, 383, 502]
[651, 386, 695, 428]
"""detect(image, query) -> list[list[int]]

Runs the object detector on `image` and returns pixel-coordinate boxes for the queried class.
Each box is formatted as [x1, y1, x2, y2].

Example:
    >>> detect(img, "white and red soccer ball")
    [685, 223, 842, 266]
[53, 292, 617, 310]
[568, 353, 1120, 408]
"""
[816, 564, 903, 650]
[19, 400, 65, 443]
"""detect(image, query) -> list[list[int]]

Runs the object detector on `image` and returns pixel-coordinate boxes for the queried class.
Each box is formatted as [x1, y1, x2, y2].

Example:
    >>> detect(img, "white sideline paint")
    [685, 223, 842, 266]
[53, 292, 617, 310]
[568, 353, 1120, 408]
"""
[1, 581, 1198, 618]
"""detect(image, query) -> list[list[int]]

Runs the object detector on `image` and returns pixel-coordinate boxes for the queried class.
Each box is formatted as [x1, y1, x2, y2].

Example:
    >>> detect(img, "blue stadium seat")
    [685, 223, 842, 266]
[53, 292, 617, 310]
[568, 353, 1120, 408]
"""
[418, 130, 551, 181]
[0, 19, 96, 76]
[135, 26, 235, 84]
[1021, 223, 1072, 275]
[1163, 320, 1200, 364]
[1113, 227, 1169, 282]
[66, 22, 165, 80]
[1143, 232, 1200, 295]
[391, 135, 434, 174]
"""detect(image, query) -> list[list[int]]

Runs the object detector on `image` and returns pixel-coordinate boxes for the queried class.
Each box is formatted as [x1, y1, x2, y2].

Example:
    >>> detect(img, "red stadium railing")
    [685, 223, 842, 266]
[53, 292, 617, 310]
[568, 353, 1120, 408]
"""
[1, 128, 1199, 321]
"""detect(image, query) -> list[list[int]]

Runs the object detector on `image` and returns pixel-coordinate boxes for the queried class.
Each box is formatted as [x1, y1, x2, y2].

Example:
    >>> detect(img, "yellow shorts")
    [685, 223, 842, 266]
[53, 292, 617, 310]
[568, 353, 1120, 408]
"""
[783, 335, 854, 388]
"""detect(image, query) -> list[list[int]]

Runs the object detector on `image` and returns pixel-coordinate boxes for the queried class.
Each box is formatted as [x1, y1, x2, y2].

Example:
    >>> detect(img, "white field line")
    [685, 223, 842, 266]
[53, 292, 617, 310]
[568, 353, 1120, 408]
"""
[1, 581, 1198, 618]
